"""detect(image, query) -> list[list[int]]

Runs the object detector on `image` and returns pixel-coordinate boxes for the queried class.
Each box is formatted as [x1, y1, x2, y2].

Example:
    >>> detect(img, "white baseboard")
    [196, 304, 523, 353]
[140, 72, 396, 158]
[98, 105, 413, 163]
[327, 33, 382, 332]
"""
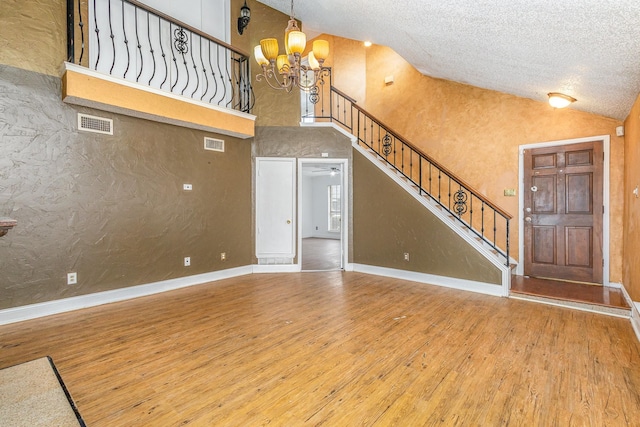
[351, 263, 504, 297]
[0, 266, 253, 326]
[631, 303, 640, 343]
[616, 283, 640, 343]
[252, 264, 301, 273]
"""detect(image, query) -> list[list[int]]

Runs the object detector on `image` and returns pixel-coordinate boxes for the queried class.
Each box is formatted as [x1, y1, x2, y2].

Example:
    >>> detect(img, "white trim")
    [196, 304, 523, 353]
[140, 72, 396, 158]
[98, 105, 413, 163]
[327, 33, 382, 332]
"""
[517, 135, 610, 285]
[62, 63, 255, 139]
[352, 143, 511, 296]
[63, 63, 255, 121]
[255, 157, 297, 260]
[297, 158, 349, 271]
[632, 303, 640, 343]
[0, 266, 253, 326]
[615, 283, 640, 343]
[300, 121, 358, 144]
[252, 264, 301, 273]
[352, 264, 504, 297]
[509, 294, 631, 319]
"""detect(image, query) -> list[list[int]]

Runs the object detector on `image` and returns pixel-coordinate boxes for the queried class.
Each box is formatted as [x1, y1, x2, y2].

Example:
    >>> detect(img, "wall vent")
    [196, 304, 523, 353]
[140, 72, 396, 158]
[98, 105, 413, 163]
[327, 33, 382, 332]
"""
[204, 137, 225, 152]
[78, 113, 113, 135]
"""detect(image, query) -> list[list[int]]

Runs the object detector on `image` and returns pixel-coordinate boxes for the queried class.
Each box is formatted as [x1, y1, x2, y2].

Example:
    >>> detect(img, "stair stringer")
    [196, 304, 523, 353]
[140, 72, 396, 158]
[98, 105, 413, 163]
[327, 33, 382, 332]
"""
[352, 139, 513, 296]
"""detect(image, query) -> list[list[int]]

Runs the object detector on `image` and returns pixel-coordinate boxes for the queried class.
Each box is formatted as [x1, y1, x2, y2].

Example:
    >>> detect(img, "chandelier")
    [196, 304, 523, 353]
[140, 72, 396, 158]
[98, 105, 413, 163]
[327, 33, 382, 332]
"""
[253, 0, 330, 92]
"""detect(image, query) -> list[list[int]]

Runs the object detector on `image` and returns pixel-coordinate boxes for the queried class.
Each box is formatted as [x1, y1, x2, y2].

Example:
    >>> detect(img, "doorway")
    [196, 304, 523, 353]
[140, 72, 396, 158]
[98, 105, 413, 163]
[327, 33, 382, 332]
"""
[298, 159, 348, 271]
[518, 136, 610, 286]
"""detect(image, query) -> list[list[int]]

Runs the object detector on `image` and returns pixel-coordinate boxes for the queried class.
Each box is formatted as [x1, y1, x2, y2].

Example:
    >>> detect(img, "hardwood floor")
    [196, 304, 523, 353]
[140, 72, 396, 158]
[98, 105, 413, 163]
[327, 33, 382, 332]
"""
[1, 272, 640, 425]
[301, 238, 341, 271]
[511, 275, 630, 309]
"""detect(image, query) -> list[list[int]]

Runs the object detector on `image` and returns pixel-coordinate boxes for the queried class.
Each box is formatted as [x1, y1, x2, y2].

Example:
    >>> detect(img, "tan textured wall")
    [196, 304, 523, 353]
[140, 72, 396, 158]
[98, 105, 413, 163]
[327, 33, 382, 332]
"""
[355, 44, 624, 283]
[309, 35, 367, 104]
[623, 93, 640, 300]
[1, 65, 252, 309]
[353, 150, 502, 285]
[245, 0, 301, 127]
[0, 0, 67, 76]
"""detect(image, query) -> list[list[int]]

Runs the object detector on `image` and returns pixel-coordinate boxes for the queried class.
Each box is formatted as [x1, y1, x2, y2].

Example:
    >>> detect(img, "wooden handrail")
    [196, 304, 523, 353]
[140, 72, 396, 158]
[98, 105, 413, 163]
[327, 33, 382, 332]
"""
[339, 90, 512, 220]
[330, 86, 357, 104]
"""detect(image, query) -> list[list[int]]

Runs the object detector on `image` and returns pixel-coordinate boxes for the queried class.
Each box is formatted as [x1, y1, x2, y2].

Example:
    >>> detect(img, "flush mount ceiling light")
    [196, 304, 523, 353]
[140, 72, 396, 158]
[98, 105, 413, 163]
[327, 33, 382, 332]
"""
[548, 92, 577, 109]
[254, 0, 330, 92]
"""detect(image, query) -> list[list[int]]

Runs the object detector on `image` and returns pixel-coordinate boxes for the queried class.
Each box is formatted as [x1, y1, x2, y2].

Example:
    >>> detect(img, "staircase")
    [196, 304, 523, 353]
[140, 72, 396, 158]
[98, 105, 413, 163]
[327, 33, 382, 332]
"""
[302, 85, 513, 276]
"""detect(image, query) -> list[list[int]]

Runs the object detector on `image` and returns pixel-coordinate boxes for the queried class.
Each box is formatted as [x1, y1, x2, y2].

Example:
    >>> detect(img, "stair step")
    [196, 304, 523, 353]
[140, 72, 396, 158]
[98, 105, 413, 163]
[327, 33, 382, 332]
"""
[509, 292, 631, 318]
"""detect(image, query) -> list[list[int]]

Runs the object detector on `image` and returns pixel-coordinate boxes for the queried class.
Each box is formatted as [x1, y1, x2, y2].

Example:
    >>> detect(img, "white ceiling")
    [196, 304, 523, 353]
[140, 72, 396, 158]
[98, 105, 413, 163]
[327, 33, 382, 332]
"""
[257, 0, 640, 120]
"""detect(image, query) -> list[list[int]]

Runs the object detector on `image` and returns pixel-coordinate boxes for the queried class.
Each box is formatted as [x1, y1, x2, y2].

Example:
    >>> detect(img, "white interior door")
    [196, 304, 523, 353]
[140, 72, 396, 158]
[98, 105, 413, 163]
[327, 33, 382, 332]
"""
[256, 158, 296, 262]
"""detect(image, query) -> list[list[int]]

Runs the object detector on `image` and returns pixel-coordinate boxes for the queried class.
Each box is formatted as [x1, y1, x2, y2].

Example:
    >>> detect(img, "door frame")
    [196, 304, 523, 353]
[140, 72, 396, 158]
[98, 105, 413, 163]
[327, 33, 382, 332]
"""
[255, 157, 297, 263]
[517, 135, 610, 285]
[297, 158, 349, 271]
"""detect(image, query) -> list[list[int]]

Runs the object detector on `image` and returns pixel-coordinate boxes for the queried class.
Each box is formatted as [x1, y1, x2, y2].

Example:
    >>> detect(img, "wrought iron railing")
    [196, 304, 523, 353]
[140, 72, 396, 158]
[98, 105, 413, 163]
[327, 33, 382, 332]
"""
[66, 0, 253, 113]
[303, 83, 512, 264]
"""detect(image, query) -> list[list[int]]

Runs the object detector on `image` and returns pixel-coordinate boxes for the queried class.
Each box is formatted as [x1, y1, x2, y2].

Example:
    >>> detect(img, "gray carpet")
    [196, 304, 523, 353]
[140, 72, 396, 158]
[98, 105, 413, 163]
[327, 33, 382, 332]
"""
[0, 356, 85, 426]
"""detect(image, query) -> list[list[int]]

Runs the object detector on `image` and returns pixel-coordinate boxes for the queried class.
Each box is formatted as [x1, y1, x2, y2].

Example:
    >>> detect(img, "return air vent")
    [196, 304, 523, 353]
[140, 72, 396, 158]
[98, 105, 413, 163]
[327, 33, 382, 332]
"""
[204, 137, 224, 152]
[78, 113, 113, 135]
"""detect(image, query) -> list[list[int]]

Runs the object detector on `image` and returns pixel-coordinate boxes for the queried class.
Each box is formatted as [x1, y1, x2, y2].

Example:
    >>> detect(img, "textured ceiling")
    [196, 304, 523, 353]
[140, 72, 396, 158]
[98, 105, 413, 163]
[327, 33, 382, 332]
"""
[257, 0, 640, 120]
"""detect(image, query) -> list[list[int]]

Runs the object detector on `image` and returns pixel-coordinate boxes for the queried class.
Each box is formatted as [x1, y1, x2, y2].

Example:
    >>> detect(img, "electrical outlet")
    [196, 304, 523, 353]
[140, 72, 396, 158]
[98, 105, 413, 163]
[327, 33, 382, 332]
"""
[67, 272, 77, 285]
[184, 257, 191, 266]
[183, 184, 193, 191]
[404, 253, 410, 261]
[220, 252, 226, 261]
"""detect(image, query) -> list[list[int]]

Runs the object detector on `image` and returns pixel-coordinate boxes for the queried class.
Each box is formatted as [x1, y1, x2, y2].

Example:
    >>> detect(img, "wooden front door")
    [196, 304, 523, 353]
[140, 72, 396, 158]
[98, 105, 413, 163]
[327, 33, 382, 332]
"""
[523, 141, 603, 283]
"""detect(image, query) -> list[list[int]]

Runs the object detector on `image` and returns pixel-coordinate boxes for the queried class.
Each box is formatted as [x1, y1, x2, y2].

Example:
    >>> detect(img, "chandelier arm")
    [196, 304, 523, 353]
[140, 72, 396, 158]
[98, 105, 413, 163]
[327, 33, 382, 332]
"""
[296, 66, 330, 91]
[257, 67, 297, 92]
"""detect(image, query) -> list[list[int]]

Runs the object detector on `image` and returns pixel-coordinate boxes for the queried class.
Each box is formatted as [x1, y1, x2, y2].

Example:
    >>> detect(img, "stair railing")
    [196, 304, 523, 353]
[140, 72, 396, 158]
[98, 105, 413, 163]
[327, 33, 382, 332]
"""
[66, 0, 254, 113]
[304, 84, 511, 265]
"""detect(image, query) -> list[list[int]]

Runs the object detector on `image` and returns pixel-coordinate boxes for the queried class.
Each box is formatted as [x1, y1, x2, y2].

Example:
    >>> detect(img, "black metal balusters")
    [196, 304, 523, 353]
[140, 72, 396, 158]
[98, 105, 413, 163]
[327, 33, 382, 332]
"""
[301, 84, 512, 265]
[67, 0, 253, 113]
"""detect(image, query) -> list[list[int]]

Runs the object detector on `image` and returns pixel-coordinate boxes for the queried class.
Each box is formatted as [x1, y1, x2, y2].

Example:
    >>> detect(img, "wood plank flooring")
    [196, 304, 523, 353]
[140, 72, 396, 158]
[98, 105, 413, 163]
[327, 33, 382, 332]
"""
[511, 275, 630, 309]
[1, 272, 640, 426]
[301, 238, 342, 271]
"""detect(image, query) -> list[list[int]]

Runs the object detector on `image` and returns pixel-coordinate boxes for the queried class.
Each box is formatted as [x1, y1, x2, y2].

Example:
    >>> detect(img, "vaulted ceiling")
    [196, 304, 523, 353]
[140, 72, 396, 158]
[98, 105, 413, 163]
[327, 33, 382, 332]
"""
[257, 0, 640, 120]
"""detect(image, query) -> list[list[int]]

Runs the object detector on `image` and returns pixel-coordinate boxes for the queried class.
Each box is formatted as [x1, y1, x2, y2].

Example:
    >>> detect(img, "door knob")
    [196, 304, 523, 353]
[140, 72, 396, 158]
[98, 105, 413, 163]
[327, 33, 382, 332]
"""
[524, 217, 532, 222]
[530, 186, 538, 192]
[286, 220, 291, 224]
[525, 207, 531, 213]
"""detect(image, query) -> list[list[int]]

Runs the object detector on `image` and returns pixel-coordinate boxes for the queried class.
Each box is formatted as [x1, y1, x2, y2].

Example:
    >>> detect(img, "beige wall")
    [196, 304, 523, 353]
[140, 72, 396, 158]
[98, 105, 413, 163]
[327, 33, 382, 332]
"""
[0, 1, 255, 309]
[0, 0, 67, 75]
[353, 150, 502, 284]
[328, 40, 624, 283]
[306, 34, 367, 104]
[237, 0, 301, 127]
[624, 93, 640, 300]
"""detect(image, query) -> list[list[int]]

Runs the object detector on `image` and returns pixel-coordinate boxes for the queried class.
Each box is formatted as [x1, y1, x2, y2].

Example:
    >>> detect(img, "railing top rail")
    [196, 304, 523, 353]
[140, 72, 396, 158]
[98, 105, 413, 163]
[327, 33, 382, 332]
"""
[330, 86, 357, 104]
[334, 87, 512, 220]
[125, 0, 250, 58]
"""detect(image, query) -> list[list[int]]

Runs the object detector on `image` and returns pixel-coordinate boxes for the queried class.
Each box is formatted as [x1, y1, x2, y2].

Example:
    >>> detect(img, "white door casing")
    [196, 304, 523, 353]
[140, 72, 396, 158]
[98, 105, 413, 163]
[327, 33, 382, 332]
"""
[298, 158, 349, 270]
